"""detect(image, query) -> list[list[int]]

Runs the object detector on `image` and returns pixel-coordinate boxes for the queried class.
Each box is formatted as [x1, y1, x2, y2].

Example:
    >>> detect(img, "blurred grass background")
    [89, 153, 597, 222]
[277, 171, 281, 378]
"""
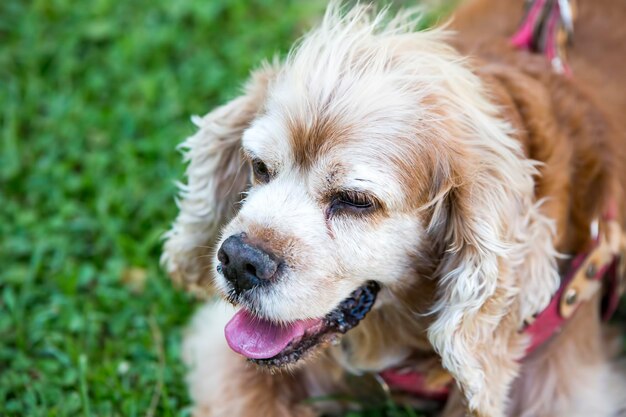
[1, 1, 330, 415]
[3, 0, 622, 416]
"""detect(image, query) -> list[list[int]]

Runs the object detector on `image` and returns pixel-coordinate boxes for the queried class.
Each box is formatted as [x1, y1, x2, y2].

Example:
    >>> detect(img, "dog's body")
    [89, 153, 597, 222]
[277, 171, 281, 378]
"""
[163, 1, 626, 416]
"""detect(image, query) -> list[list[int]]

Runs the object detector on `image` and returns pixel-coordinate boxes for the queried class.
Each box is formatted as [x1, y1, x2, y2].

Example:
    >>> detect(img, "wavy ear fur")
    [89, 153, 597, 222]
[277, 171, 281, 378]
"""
[162, 64, 278, 295]
[425, 68, 560, 417]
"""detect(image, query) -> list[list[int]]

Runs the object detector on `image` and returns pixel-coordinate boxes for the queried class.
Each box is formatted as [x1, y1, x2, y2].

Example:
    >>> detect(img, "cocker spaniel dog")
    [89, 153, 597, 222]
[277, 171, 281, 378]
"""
[162, 0, 626, 416]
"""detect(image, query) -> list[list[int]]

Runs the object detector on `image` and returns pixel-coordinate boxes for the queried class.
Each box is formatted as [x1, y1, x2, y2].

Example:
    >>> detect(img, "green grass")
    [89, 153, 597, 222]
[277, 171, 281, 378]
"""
[2, 0, 622, 416]
[0, 1, 329, 415]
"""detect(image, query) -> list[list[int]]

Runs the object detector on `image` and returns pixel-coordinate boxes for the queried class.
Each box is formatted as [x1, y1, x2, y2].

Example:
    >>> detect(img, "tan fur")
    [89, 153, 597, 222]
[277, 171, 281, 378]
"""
[163, 2, 626, 417]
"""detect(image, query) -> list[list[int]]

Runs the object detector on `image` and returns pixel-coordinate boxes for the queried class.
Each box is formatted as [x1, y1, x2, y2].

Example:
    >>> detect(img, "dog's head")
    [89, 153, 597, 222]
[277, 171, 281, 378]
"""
[163, 5, 560, 416]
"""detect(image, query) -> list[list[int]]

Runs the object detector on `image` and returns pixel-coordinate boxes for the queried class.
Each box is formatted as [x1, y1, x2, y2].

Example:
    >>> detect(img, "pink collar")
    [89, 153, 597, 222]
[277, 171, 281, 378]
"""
[524, 236, 622, 354]
[525, 202, 624, 355]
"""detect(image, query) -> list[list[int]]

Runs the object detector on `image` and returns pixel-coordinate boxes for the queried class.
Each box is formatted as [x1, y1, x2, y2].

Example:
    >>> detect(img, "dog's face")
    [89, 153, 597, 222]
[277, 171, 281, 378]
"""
[221, 109, 426, 318]
[213, 71, 435, 365]
[163, 6, 561, 416]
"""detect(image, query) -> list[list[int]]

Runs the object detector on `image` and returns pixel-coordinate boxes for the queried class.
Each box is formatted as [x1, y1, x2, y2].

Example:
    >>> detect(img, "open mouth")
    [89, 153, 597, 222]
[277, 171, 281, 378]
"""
[224, 281, 380, 367]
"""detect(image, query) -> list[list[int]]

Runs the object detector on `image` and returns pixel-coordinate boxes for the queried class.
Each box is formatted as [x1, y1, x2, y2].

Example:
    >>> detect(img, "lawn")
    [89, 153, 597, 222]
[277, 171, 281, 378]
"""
[2, 0, 622, 416]
[1, 1, 329, 415]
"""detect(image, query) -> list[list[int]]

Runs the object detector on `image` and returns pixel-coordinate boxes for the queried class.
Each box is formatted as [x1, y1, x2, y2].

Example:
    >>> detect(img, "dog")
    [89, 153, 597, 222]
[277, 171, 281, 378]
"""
[162, 1, 626, 416]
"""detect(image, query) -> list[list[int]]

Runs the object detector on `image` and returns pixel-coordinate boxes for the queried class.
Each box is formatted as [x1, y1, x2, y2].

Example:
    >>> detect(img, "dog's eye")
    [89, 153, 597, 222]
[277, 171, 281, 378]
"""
[252, 158, 270, 183]
[328, 190, 376, 217]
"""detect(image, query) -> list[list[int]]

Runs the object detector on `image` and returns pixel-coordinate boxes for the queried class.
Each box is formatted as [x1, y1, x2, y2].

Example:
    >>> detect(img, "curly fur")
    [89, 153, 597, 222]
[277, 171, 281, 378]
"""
[163, 1, 626, 416]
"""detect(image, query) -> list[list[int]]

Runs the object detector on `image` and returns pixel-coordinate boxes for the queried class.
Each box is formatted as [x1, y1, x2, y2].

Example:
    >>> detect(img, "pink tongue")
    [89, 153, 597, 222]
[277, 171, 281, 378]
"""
[224, 309, 320, 359]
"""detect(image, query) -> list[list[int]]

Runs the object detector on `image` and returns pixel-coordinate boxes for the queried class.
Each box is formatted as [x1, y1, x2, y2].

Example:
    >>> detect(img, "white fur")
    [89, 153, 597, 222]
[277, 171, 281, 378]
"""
[166, 4, 573, 417]
[182, 302, 238, 416]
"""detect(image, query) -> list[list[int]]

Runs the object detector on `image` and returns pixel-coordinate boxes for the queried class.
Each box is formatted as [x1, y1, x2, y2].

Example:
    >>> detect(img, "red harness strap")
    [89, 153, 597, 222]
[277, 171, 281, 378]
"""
[511, 0, 576, 75]
[524, 232, 621, 354]
[378, 368, 450, 401]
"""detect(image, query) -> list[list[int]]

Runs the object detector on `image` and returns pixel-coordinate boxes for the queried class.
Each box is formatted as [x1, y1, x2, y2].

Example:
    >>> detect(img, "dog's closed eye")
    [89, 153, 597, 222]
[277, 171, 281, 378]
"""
[327, 190, 378, 219]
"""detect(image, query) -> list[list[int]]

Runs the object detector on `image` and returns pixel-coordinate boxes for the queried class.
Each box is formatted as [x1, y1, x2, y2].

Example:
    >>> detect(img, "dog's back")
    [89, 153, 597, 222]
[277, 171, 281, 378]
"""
[452, 0, 626, 129]
[451, 0, 626, 226]
[447, 3, 626, 415]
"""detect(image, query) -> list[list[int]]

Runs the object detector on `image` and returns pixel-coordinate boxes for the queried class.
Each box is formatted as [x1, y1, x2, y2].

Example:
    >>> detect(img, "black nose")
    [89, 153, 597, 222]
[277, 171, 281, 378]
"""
[217, 234, 278, 295]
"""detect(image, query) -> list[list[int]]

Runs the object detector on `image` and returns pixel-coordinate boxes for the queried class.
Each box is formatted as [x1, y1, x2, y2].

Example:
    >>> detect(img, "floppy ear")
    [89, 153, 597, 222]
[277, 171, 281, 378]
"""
[425, 77, 560, 417]
[162, 64, 278, 295]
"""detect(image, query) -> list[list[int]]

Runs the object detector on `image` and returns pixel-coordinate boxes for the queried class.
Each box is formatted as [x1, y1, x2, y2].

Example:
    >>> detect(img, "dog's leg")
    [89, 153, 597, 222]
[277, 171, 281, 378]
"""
[508, 296, 626, 417]
[439, 386, 467, 417]
[182, 302, 346, 417]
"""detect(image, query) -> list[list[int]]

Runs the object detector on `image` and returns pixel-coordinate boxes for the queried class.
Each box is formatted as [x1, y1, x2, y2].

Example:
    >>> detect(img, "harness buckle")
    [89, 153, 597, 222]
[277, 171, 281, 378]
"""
[559, 219, 621, 318]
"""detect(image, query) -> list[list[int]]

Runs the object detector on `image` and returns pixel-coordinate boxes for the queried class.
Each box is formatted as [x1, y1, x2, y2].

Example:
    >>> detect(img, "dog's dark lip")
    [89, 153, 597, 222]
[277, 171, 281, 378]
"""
[250, 281, 380, 368]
